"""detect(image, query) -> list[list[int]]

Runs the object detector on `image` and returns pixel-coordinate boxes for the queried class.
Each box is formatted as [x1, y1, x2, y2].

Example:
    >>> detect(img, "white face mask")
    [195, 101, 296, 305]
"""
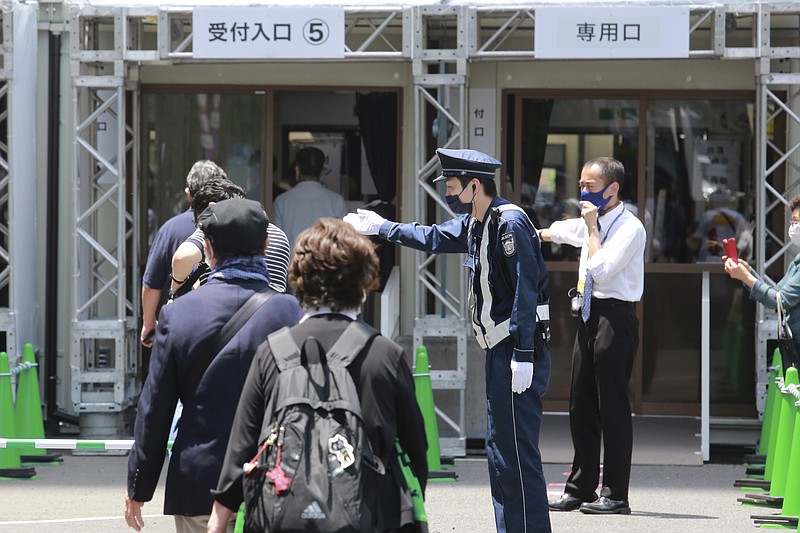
[789, 223, 800, 246]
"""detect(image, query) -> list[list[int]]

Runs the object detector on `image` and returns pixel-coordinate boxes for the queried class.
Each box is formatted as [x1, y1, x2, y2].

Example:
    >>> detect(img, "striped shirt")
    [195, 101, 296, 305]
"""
[183, 224, 291, 293]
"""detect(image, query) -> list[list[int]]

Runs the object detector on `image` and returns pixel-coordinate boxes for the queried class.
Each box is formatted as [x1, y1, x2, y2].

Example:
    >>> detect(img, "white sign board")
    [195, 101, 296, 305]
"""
[193, 7, 344, 59]
[535, 7, 689, 59]
[469, 88, 497, 157]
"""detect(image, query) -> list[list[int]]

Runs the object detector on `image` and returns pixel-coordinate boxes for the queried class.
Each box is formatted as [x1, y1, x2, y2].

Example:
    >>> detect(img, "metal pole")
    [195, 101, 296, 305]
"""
[701, 271, 710, 462]
[44, 31, 62, 428]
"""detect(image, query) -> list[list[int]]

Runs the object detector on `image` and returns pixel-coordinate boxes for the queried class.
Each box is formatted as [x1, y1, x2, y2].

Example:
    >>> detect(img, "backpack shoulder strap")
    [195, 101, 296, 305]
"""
[326, 320, 378, 367]
[267, 326, 302, 372]
[181, 286, 276, 399]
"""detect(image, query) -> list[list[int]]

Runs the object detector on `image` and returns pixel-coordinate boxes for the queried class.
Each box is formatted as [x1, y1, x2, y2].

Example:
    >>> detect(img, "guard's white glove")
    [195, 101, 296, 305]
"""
[343, 209, 387, 236]
[510, 360, 534, 394]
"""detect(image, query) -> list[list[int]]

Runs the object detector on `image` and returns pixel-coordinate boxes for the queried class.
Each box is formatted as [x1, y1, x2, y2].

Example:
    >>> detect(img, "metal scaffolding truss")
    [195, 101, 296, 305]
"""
[758, 85, 800, 280]
[0, 4, 15, 360]
[62, 4, 413, 62]
[412, 5, 470, 456]
[0, 77, 14, 362]
[69, 2, 141, 413]
[755, 68, 800, 413]
[70, 77, 140, 413]
[469, 2, 800, 59]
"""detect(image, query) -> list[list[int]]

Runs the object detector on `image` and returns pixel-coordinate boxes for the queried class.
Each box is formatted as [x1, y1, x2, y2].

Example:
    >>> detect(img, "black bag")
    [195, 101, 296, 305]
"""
[243, 321, 385, 533]
[777, 294, 800, 373]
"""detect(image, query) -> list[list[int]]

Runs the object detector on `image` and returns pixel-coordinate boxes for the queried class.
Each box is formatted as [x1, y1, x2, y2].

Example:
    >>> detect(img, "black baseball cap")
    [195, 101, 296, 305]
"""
[198, 198, 269, 255]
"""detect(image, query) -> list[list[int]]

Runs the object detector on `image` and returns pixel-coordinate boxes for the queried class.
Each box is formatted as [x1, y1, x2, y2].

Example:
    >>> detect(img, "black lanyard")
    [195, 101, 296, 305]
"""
[599, 203, 625, 245]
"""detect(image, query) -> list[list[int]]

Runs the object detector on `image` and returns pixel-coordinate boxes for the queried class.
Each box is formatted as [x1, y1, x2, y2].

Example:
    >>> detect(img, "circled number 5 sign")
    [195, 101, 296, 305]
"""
[304, 19, 330, 45]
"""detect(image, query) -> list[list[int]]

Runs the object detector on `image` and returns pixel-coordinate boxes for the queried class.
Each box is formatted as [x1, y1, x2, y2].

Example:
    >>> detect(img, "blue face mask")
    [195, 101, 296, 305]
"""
[446, 184, 475, 215]
[580, 182, 614, 212]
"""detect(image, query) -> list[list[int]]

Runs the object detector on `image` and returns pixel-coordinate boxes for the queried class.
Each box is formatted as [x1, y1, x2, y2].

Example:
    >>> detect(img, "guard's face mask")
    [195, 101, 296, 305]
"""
[580, 182, 614, 212]
[445, 183, 476, 215]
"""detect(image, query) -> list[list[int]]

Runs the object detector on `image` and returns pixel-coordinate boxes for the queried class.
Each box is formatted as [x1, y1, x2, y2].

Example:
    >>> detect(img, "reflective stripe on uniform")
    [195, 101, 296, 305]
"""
[472, 204, 538, 350]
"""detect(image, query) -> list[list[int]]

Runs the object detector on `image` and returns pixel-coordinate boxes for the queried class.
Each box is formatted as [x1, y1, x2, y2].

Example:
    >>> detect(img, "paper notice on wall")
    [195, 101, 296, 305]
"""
[691, 139, 741, 202]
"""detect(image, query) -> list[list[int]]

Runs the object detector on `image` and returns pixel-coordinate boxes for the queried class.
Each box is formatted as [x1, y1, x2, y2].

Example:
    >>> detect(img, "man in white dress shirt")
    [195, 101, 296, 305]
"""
[273, 146, 348, 249]
[540, 157, 645, 516]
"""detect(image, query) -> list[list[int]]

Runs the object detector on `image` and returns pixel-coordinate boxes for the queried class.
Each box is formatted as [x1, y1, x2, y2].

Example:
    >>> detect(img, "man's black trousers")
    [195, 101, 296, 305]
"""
[565, 298, 638, 502]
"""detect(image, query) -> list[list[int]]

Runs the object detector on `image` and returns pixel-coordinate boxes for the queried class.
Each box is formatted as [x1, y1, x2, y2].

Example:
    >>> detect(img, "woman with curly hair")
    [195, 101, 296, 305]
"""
[209, 218, 428, 533]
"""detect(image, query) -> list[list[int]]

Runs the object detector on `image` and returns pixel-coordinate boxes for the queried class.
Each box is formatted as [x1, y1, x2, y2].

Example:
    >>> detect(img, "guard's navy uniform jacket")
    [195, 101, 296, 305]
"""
[378, 194, 552, 533]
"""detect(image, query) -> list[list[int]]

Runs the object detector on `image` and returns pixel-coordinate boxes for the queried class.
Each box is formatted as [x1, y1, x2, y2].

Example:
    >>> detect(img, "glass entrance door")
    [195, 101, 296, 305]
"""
[138, 87, 401, 328]
[507, 91, 757, 417]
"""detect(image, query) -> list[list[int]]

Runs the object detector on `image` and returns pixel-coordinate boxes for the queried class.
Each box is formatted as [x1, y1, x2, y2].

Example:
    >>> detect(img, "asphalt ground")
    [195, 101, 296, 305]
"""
[0, 453, 759, 532]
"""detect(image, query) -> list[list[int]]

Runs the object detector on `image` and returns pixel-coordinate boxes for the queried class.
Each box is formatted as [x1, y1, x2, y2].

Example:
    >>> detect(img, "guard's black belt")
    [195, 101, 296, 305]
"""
[590, 297, 635, 309]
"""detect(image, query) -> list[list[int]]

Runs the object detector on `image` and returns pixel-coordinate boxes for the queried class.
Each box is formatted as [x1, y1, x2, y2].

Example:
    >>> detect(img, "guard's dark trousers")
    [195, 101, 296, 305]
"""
[566, 299, 638, 502]
[485, 341, 552, 533]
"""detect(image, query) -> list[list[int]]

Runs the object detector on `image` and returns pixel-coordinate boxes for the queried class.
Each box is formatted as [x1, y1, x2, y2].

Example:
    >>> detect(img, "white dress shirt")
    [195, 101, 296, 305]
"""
[549, 202, 646, 302]
[273, 181, 348, 249]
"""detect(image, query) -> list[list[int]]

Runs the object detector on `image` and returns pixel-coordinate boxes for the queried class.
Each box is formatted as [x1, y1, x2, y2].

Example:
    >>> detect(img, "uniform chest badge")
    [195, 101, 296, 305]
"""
[501, 232, 516, 257]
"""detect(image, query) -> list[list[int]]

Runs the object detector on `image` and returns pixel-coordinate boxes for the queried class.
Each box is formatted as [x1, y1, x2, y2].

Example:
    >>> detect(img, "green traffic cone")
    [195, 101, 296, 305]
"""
[758, 348, 782, 457]
[15, 344, 45, 458]
[0, 352, 35, 479]
[778, 395, 800, 517]
[15, 344, 62, 465]
[414, 345, 441, 472]
[765, 372, 786, 483]
[769, 367, 799, 497]
[0, 352, 20, 466]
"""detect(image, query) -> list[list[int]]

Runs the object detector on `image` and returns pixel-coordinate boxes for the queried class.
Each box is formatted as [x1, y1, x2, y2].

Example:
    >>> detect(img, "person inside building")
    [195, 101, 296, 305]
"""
[689, 200, 753, 263]
[169, 179, 291, 297]
[140, 160, 227, 348]
[540, 157, 645, 516]
[124, 198, 304, 533]
[208, 217, 428, 533]
[273, 146, 348, 250]
[344, 148, 552, 533]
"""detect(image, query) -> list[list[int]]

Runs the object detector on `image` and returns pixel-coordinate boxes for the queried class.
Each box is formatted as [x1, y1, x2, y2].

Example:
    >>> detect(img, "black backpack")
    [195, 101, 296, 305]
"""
[242, 321, 386, 533]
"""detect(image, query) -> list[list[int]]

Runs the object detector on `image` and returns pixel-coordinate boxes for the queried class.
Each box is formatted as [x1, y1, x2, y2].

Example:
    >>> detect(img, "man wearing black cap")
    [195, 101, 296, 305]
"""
[345, 148, 552, 533]
[125, 198, 304, 533]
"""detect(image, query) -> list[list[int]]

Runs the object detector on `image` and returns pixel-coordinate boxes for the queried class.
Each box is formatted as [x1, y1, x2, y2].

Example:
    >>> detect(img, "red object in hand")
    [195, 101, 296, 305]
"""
[723, 238, 738, 263]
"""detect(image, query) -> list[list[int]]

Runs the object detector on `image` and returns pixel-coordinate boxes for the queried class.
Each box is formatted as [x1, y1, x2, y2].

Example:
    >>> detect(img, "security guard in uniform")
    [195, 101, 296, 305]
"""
[345, 148, 552, 533]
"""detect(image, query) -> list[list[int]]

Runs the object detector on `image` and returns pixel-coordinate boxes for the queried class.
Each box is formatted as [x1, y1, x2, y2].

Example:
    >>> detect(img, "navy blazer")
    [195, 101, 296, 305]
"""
[127, 277, 304, 516]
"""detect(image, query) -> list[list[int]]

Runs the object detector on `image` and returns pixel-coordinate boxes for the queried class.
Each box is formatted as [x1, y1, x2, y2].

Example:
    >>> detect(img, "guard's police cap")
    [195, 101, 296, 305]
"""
[433, 148, 502, 183]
